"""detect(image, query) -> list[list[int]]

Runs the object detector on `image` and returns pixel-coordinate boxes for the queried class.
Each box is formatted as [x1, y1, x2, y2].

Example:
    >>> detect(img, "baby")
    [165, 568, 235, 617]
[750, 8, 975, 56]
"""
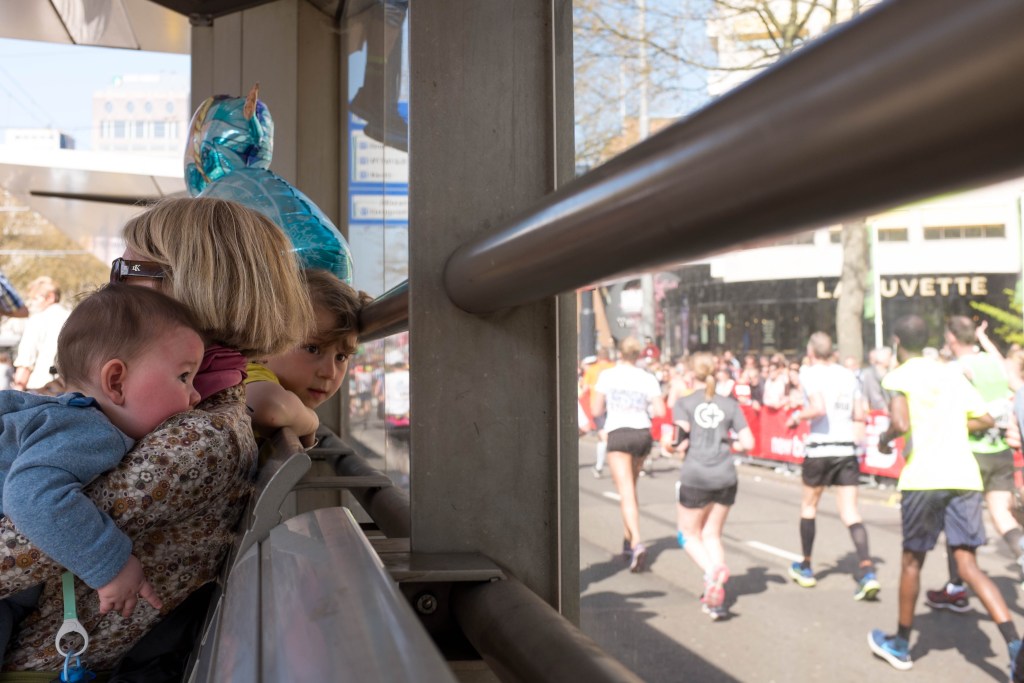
[246, 269, 371, 442]
[0, 284, 205, 654]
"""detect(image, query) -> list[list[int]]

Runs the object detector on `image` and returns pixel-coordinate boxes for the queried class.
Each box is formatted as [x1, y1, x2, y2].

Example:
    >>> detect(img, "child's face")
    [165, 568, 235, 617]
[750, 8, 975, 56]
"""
[266, 312, 355, 409]
[113, 324, 205, 440]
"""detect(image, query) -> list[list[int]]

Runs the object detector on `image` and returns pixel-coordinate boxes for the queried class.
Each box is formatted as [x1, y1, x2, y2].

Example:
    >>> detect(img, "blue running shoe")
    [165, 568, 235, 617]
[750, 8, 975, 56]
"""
[868, 629, 912, 671]
[677, 531, 686, 548]
[789, 561, 816, 588]
[1010, 639, 1022, 683]
[855, 572, 881, 601]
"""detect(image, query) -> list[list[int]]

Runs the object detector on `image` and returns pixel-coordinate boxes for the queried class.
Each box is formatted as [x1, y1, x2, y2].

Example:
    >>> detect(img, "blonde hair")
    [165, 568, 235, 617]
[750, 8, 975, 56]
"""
[122, 197, 314, 357]
[304, 269, 373, 355]
[619, 336, 642, 362]
[690, 353, 717, 401]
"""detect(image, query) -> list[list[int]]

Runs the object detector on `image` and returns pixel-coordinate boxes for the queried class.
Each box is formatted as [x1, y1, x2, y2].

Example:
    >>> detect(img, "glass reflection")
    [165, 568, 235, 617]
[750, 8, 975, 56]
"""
[342, 1, 411, 489]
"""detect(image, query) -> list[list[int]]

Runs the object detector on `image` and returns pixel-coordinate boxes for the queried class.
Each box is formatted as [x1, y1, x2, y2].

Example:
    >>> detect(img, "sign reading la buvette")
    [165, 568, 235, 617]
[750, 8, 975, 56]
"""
[816, 275, 989, 300]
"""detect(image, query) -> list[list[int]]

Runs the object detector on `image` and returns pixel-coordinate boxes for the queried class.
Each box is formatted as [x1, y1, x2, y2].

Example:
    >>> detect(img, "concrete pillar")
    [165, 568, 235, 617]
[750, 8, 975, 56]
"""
[409, 0, 578, 619]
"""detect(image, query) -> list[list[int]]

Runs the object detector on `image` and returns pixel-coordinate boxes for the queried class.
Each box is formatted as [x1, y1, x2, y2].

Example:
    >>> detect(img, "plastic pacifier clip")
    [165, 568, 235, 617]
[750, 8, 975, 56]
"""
[55, 571, 89, 658]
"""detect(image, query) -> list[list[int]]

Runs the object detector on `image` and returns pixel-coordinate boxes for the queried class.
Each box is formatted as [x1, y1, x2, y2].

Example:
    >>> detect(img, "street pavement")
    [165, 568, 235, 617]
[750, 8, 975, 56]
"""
[348, 421, 1024, 681]
[578, 435, 1024, 682]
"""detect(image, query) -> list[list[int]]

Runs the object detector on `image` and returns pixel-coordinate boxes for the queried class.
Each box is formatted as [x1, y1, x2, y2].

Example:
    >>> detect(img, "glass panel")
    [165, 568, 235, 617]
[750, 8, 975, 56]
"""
[341, 1, 411, 489]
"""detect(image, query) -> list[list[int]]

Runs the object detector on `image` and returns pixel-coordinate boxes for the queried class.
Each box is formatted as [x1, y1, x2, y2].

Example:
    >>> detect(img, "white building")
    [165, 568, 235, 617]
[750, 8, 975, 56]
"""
[92, 74, 189, 156]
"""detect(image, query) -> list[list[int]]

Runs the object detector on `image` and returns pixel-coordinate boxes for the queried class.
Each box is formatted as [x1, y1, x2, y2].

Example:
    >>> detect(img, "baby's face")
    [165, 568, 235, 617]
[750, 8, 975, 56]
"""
[115, 324, 205, 439]
[266, 312, 355, 409]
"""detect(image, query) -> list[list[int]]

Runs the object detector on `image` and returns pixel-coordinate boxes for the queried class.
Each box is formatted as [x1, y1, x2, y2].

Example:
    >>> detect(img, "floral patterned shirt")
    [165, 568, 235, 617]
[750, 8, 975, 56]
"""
[1, 384, 257, 671]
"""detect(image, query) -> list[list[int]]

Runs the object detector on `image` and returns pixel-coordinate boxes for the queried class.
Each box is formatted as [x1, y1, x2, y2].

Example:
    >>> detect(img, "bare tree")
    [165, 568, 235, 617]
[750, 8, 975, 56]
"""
[574, 0, 873, 357]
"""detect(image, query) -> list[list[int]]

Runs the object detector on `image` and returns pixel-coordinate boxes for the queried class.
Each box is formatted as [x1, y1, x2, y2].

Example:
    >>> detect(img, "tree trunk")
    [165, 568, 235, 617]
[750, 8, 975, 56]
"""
[837, 219, 867, 363]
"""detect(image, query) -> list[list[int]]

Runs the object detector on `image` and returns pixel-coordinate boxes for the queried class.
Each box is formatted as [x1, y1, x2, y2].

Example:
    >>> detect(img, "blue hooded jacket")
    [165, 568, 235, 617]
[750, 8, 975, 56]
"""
[0, 391, 134, 588]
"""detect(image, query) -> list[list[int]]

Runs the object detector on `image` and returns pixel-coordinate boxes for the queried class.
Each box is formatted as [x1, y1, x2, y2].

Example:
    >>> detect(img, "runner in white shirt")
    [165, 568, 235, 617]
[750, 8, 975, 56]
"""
[592, 336, 665, 573]
[787, 331, 879, 600]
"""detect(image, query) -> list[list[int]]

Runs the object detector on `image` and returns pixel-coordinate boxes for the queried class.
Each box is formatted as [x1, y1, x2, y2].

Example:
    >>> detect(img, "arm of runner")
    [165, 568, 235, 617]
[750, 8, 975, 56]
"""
[878, 392, 909, 454]
[976, 321, 1005, 361]
[651, 394, 666, 419]
[734, 426, 755, 452]
[590, 390, 605, 419]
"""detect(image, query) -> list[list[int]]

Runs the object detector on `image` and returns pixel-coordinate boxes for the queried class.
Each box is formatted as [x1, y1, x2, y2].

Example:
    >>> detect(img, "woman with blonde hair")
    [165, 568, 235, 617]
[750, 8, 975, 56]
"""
[663, 352, 754, 620]
[591, 336, 666, 572]
[0, 197, 314, 673]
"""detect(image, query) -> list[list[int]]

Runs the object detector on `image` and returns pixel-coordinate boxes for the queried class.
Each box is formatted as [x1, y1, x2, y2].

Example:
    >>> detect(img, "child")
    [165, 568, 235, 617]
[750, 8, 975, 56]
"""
[246, 269, 372, 442]
[0, 284, 205, 655]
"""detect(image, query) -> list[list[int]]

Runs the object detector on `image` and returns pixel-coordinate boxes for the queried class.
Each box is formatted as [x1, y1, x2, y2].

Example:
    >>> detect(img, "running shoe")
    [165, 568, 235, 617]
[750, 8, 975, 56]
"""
[629, 543, 648, 573]
[854, 572, 881, 601]
[702, 602, 728, 622]
[677, 531, 687, 549]
[703, 565, 730, 608]
[621, 539, 631, 559]
[925, 584, 970, 613]
[867, 629, 912, 671]
[1011, 639, 1023, 683]
[789, 562, 817, 588]
[592, 466, 603, 479]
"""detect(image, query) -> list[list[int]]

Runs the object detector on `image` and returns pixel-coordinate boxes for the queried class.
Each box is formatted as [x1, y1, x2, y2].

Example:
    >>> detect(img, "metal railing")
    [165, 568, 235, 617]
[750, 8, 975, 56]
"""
[358, 281, 409, 342]
[441, 0, 1024, 314]
[359, 0, 1024, 334]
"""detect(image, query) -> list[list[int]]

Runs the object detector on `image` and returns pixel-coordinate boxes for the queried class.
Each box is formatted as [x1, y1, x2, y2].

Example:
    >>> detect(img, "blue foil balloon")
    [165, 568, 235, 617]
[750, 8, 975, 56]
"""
[202, 167, 353, 280]
[184, 85, 353, 284]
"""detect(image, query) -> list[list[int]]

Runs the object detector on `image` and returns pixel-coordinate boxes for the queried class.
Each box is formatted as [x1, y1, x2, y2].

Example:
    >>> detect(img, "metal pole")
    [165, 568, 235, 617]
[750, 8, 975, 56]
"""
[580, 289, 596, 358]
[358, 280, 409, 342]
[872, 223, 883, 350]
[444, 0, 1024, 314]
[451, 577, 644, 683]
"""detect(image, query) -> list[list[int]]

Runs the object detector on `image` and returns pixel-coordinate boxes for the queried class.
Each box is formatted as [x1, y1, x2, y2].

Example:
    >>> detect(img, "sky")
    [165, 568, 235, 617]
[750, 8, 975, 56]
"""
[0, 38, 189, 151]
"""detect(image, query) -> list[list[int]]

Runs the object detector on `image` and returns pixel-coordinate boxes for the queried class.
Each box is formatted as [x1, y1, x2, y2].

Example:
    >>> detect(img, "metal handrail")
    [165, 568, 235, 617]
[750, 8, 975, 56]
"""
[452, 578, 643, 683]
[314, 430, 639, 682]
[357, 280, 409, 342]
[444, 0, 1024, 314]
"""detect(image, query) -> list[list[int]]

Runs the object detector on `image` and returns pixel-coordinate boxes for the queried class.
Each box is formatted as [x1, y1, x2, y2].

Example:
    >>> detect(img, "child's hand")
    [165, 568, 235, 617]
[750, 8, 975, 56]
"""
[97, 554, 163, 618]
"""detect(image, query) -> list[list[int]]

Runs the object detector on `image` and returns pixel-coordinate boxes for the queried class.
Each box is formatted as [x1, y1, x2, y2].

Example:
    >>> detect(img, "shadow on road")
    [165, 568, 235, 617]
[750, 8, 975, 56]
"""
[580, 536, 679, 591]
[909, 608, 1007, 681]
[582, 589, 743, 683]
[723, 566, 787, 612]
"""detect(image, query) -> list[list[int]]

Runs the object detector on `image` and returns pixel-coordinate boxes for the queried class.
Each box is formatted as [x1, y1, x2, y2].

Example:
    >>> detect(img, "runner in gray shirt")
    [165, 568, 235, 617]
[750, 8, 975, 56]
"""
[664, 352, 753, 621]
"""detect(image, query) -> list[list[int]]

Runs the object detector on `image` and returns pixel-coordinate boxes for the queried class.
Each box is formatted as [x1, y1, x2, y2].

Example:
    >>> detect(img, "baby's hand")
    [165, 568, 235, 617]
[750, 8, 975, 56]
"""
[97, 555, 163, 618]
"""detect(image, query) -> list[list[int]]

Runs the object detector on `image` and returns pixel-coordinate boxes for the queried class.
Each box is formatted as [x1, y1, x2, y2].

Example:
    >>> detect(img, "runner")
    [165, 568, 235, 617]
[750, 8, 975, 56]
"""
[591, 337, 666, 572]
[868, 314, 1022, 675]
[926, 315, 1023, 612]
[663, 352, 753, 620]
[786, 331, 880, 600]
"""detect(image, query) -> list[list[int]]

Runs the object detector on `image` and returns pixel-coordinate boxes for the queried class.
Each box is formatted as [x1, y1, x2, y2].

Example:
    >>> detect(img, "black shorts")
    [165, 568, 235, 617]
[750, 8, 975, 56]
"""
[678, 483, 737, 509]
[802, 455, 860, 487]
[901, 489, 985, 552]
[975, 448, 1016, 492]
[606, 428, 653, 459]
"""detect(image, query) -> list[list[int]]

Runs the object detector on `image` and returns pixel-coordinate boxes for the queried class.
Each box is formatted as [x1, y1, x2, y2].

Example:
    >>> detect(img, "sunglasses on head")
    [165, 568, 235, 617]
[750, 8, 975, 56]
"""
[110, 258, 166, 284]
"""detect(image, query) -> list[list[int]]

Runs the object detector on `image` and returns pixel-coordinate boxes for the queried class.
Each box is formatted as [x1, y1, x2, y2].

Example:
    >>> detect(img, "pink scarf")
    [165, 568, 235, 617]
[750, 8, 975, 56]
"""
[194, 344, 248, 400]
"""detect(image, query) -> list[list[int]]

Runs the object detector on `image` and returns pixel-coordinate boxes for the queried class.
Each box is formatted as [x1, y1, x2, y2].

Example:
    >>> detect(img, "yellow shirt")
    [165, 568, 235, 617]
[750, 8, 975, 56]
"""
[244, 361, 279, 385]
[882, 356, 986, 491]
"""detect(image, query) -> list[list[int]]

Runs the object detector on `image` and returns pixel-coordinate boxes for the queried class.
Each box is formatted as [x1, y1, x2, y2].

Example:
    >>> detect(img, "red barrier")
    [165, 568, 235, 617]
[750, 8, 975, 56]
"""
[651, 411, 674, 442]
[740, 404, 761, 457]
[747, 407, 906, 479]
[758, 406, 807, 464]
